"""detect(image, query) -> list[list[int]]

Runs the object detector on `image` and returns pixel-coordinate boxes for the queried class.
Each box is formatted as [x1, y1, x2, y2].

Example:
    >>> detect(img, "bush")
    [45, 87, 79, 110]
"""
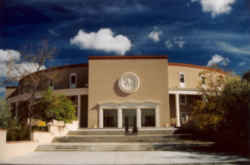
[32, 125, 48, 132]
[36, 88, 77, 124]
[32, 120, 48, 132]
[7, 119, 30, 141]
[186, 76, 250, 154]
[0, 98, 11, 129]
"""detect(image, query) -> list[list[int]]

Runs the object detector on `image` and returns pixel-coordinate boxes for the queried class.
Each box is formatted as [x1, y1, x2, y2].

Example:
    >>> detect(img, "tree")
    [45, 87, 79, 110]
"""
[242, 70, 250, 82]
[0, 97, 11, 129]
[188, 71, 228, 136]
[2, 41, 56, 139]
[188, 71, 250, 153]
[36, 88, 77, 124]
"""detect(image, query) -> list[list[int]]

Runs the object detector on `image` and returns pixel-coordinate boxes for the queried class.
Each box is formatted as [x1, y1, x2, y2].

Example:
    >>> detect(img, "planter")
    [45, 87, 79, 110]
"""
[0, 129, 7, 144]
[32, 131, 53, 144]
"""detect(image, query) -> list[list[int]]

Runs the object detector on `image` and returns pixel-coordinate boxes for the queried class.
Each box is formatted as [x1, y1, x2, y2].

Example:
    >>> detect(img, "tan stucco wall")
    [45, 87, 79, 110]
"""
[5, 88, 16, 98]
[88, 59, 170, 128]
[168, 65, 207, 89]
[17, 65, 88, 95]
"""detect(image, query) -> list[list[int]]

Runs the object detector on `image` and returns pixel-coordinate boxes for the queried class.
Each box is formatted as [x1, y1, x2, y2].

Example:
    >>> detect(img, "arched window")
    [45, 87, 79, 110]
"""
[49, 79, 54, 89]
[179, 72, 185, 88]
[69, 73, 77, 88]
[179, 72, 185, 83]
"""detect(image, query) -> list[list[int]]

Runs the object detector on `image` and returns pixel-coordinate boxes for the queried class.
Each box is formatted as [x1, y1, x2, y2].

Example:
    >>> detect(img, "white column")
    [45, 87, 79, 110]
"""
[118, 108, 123, 128]
[136, 107, 141, 129]
[77, 95, 81, 128]
[155, 106, 160, 127]
[175, 94, 181, 127]
[99, 107, 103, 128]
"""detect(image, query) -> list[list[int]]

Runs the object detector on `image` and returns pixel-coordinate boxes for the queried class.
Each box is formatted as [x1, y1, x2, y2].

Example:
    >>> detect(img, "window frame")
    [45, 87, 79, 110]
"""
[69, 73, 77, 88]
[49, 79, 54, 89]
[179, 72, 185, 88]
[180, 95, 187, 105]
[179, 72, 185, 83]
[201, 76, 206, 85]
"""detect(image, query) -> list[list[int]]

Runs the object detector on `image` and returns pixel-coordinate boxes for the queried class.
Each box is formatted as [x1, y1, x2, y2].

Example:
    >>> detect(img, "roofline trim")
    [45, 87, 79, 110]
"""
[6, 86, 17, 89]
[168, 62, 226, 74]
[88, 55, 168, 60]
[20, 63, 88, 82]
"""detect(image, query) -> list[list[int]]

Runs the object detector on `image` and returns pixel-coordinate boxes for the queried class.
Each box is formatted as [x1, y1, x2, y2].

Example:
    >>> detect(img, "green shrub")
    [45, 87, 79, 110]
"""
[32, 125, 48, 132]
[187, 76, 250, 154]
[7, 119, 30, 141]
[36, 88, 77, 123]
[0, 98, 11, 129]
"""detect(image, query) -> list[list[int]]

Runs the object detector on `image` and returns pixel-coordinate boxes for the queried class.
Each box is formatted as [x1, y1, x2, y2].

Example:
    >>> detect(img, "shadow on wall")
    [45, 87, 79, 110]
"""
[113, 80, 130, 97]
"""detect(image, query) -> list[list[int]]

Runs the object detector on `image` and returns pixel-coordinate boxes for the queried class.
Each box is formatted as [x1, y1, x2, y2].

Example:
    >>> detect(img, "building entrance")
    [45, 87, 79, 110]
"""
[122, 109, 136, 127]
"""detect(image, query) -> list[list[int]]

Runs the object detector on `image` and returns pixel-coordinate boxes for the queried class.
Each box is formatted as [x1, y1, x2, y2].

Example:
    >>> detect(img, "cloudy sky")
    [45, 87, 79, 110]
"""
[1, 0, 250, 95]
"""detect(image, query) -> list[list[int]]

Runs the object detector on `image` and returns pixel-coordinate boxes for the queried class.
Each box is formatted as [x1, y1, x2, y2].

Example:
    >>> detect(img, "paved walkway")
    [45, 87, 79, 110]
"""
[1, 151, 249, 165]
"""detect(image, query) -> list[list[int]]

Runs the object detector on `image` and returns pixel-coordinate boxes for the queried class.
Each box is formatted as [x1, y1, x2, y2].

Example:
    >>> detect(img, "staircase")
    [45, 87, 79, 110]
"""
[36, 128, 214, 152]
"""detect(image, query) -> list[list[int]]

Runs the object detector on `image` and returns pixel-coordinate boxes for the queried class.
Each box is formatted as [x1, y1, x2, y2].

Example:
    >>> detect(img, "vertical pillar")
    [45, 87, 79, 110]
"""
[118, 108, 123, 128]
[136, 107, 141, 129]
[77, 95, 81, 128]
[155, 106, 160, 127]
[99, 107, 103, 128]
[175, 94, 181, 127]
[15, 102, 19, 119]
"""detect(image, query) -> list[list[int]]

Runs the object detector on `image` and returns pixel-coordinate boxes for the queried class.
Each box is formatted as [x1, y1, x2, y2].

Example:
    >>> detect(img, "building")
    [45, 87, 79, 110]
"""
[6, 56, 225, 129]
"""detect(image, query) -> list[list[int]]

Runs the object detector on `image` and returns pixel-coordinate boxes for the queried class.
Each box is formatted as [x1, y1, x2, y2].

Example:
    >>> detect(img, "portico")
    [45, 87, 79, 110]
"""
[98, 102, 160, 129]
[169, 89, 202, 127]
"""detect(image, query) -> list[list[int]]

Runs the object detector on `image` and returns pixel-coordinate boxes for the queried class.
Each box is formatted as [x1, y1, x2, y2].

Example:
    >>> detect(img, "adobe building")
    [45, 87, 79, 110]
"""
[6, 56, 225, 129]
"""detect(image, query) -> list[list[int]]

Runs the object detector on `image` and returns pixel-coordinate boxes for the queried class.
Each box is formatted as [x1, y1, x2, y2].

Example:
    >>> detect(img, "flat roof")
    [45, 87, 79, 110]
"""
[88, 55, 168, 60]
[6, 86, 17, 89]
[168, 62, 226, 74]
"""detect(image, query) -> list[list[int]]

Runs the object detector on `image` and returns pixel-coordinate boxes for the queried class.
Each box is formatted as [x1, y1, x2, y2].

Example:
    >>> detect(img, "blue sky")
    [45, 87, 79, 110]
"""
[0, 0, 250, 96]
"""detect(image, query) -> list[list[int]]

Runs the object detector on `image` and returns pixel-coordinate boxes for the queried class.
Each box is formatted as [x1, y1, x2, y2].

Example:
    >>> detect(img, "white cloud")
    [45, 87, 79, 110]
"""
[216, 42, 250, 56]
[9, 62, 46, 79]
[70, 28, 132, 55]
[165, 40, 174, 49]
[148, 29, 162, 42]
[0, 49, 20, 62]
[0, 49, 45, 79]
[174, 37, 185, 48]
[0, 88, 5, 93]
[239, 62, 246, 66]
[0, 49, 21, 77]
[207, 54, 230, 66]
[164, 37, 185, 49]
[192, 0, 235, 17]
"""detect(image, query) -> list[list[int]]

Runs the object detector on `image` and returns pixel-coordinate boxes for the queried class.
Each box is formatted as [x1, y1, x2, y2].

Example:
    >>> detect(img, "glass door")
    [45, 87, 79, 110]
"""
[103, 109, 118, 128]
[122, 109, 136, 127]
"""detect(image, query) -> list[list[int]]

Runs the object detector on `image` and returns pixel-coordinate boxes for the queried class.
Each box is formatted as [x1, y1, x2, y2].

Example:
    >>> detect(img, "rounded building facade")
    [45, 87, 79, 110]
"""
[6, 56, 225, 130]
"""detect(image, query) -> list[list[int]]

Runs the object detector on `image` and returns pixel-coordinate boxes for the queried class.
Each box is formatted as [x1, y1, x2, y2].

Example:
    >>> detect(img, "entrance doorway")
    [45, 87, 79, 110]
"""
[103, 109, 118, 128]
[122, 109, 136, 127]
[80, 95, 88, 128]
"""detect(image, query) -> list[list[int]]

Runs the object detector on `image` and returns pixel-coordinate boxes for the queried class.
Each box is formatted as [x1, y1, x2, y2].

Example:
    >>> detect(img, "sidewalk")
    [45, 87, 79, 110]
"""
[1, 151, 249, 165]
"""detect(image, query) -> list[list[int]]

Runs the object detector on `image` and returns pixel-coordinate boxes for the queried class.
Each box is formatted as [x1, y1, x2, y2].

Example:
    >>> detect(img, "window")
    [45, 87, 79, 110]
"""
[141, 109, 156, 127]
[49, 80, 54, 89]
[180, 95, 187, 105]
[201, 76, 206, 85]
[179, 73, 185, 83]
[104, 109, 118, 128]
[69, 73, 77, 88]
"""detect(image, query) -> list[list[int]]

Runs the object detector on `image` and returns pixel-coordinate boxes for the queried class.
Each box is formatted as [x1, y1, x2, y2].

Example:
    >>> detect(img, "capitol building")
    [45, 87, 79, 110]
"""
[6, 56, 225, 130]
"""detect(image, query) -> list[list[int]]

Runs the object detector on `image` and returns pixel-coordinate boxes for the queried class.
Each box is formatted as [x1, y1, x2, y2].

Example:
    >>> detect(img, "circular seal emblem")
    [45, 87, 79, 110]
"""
[118, 72, 140, 94]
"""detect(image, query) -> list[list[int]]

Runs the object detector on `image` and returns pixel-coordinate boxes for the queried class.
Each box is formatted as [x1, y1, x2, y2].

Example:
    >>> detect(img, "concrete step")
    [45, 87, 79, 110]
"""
[53, 134, 191, 143]
[36, 142, 214, 152]
[68, 128, 177, 136]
